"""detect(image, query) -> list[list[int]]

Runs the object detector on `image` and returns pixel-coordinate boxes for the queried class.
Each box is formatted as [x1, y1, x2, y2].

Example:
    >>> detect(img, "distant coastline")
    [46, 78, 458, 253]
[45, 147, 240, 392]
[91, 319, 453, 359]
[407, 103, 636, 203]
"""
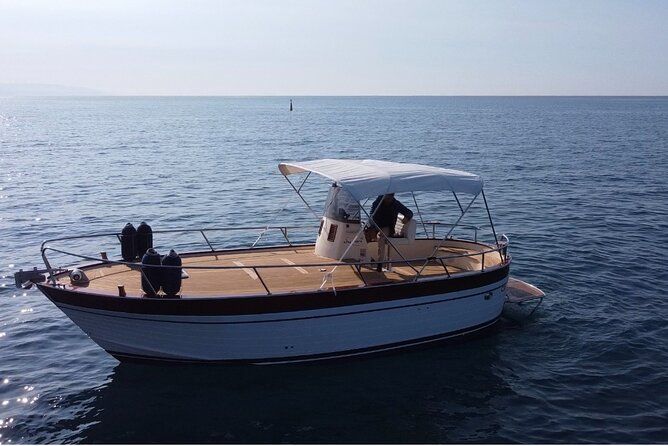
[0, 84, 665, 98]
[0, 83, 104, 97]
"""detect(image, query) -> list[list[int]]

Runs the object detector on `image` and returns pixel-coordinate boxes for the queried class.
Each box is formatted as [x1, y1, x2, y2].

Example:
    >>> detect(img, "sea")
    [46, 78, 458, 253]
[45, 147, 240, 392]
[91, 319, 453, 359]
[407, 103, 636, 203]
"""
[0, 96, 667, 444]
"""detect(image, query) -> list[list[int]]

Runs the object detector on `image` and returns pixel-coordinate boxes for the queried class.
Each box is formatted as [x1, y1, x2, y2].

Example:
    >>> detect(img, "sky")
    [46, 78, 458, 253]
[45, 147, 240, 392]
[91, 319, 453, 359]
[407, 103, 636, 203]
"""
[1, 0, 667, 95]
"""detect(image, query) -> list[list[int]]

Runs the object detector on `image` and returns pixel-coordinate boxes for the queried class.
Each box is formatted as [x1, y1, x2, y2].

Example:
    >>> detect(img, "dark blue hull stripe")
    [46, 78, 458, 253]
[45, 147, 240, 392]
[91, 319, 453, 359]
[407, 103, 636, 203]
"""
[38, 264, 510, 316]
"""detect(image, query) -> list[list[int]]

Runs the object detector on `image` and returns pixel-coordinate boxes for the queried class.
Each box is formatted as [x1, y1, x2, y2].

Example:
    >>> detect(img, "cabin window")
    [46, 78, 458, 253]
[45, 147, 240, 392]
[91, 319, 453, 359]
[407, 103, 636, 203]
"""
[323, 185, 360, 223]
[327, 224, 338, 242]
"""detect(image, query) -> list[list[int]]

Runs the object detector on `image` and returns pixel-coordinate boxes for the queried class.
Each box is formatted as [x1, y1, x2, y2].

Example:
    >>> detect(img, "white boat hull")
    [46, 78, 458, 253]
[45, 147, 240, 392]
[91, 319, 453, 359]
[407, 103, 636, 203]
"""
[52, 277, 507, 364]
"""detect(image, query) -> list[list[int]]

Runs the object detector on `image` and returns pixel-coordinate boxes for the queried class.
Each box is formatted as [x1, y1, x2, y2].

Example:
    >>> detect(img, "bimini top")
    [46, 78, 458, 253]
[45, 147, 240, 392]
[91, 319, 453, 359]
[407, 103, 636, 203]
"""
[278, 159, 483, 199]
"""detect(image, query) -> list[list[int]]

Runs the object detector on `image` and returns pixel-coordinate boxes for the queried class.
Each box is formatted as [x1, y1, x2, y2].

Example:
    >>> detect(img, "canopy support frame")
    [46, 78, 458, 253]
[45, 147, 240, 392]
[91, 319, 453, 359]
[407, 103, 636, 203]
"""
[415, 191, 480, 280]
[452, 191, 464, 214]
[253, 172, 312, 247]
[281, 171, 320, 220]
[481, 188, 502, 256]
[279, 162, 493, 283]
[411, 192, 429, 238]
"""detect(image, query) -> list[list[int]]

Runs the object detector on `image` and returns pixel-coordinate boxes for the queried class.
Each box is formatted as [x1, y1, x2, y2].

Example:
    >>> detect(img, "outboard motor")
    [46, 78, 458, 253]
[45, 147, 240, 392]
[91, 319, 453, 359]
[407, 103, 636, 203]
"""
[141, 248, 162, 297]
[136, 221, 153, 259]
[120, 223, 137, 262]
[161, 249, 182, 297]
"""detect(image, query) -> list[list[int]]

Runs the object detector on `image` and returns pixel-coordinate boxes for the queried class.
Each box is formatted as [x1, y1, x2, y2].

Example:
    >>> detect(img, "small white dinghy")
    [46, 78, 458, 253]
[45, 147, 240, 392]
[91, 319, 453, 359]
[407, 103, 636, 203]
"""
[503, 277, 545, 322]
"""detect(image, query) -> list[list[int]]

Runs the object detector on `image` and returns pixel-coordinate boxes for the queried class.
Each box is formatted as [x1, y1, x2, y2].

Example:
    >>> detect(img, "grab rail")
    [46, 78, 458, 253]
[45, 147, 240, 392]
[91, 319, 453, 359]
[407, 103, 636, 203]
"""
[42, 244, 508, 271]
[40, 224, 319, 251]
[39, 241, 510, 294]
[39, 223, 496, 254]
[37, 224, 510, 293]
[424, 221, 495, 242]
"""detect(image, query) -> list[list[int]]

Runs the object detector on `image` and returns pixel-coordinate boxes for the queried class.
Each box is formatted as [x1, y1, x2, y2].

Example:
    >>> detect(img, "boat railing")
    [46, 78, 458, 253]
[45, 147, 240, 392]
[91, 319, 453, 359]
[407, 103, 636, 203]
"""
[36, 224, 510, 294]
[423, 221, 493, 242]
[39, 224, 320, 252]
[38, 222, 493, 258]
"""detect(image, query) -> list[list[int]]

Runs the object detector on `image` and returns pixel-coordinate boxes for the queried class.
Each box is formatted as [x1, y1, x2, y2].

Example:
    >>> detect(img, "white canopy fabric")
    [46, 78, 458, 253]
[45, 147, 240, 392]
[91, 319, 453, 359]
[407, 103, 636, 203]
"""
[278, 159, 483, 199]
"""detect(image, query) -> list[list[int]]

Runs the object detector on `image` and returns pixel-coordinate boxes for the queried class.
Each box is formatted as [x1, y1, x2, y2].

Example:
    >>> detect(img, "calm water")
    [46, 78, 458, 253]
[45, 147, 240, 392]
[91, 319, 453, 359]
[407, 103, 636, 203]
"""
[1, 96, 667, 443]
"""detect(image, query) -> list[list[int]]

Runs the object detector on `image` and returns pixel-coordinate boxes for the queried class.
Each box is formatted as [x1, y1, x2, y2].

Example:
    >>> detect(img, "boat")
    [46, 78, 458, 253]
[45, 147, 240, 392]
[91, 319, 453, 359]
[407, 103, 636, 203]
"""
[13, 159, 544, 364]
[502, 277, 545, 322]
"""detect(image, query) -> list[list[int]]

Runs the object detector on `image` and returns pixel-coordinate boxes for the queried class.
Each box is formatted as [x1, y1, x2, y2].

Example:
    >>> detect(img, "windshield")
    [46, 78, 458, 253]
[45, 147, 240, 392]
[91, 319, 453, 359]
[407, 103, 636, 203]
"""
[323, 185, 361, 223]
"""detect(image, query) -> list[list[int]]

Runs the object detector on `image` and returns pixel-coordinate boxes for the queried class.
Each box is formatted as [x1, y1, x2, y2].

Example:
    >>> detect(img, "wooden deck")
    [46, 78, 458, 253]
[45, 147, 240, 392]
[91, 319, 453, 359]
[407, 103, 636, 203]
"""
[63, 244, 504, 298]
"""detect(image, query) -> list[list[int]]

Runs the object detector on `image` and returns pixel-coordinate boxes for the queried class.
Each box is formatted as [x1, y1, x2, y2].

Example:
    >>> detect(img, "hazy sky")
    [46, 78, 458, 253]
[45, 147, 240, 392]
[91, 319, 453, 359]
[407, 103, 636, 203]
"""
[1, 0, 667, 95]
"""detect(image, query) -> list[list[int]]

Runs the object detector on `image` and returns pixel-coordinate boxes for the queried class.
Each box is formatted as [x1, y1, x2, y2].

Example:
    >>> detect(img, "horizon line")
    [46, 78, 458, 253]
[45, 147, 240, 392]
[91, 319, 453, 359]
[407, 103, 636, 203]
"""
[2, 94, 667, 98]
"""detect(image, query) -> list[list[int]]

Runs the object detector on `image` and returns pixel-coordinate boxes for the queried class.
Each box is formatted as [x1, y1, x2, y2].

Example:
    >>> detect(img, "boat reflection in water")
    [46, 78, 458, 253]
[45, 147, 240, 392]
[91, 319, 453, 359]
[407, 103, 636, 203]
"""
[75, 333, 512, 443]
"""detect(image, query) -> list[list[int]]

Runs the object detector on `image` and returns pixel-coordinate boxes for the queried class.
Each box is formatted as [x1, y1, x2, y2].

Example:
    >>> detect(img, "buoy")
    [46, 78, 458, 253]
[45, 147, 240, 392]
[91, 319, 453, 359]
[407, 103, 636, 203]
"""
[161, 249, 182, 297]
[290, 99, 293, 111]
[141, 248, 162, 297]
[136, 221, 153, 258]
[120, 223, 137, 262]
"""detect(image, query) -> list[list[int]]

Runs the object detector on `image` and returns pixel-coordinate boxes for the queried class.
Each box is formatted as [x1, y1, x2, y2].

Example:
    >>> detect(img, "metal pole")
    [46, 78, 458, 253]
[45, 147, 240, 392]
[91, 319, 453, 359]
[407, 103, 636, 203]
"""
[437, 257, 451, 277]
[282, 172, 320, 220]
[41, 247, 57, 285]
[318, 195, 369, 288]
[358, 201, 420, 275]
[324, 194, 420, 288]
[253, 172, 312, 247]
[481, 189, 500, 249]
[280, 227, 291, 245]
[415, 192, 479, 279]
[411, 192, 429, 237]
[135, 263, 159, 296]
[352, 265, 368, 285]
[440, 193, 478, 245]
[253, 267, 271, 294]
[452, 191, 464, 214]
[200, 230, 215, 252]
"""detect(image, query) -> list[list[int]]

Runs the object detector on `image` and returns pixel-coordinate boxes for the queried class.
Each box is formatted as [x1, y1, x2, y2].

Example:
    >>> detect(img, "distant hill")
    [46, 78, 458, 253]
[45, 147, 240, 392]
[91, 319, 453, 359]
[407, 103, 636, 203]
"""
[0, 83, 104, 96]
